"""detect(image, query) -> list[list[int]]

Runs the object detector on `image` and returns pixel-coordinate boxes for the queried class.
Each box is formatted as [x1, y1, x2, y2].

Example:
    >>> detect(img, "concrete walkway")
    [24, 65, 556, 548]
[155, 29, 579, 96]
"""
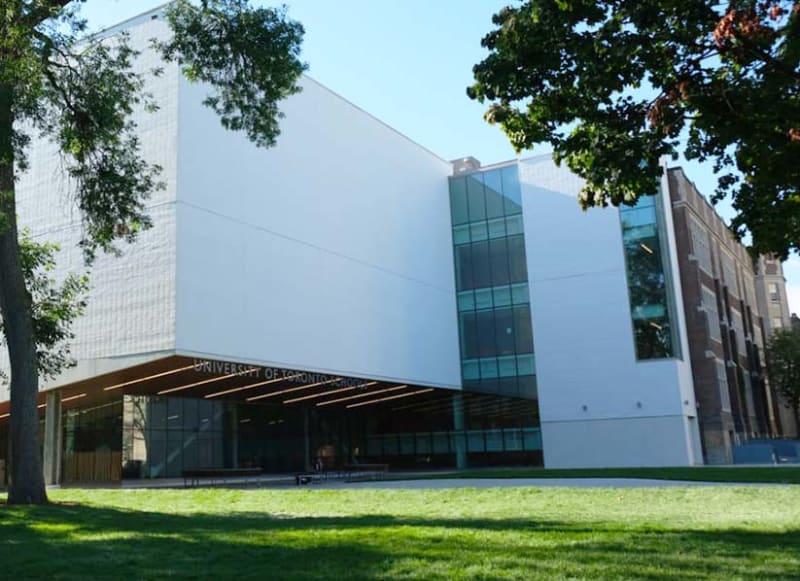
[314, 477, 777, 489]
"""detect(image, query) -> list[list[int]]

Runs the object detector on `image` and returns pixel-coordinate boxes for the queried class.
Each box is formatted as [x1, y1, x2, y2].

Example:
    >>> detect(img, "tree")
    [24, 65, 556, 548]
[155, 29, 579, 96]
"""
[0, 0, 305, 505]
[469, 1, 800, 258]
[766, 327, 800, 429]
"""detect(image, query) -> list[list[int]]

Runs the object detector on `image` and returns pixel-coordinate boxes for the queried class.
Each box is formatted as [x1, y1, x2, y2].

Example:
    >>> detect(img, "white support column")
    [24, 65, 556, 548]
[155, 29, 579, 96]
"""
[43, 391, 62, 486]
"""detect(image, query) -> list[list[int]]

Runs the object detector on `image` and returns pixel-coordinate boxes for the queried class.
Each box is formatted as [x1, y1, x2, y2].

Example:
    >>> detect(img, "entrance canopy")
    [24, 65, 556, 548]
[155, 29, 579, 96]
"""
[0, 356, 536, 422]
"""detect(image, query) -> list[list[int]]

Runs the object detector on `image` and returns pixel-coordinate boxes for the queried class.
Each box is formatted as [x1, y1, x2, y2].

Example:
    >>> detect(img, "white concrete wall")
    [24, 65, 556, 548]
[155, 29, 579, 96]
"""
[0, 16, 179, 398]
[519, 157, 701, 467]
[174, 75, 462, 389]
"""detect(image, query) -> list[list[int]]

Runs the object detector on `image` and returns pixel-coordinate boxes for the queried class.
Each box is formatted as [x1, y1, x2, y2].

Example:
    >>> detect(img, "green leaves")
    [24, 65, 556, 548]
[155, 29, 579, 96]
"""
[470, 1, 800, 258]
[159, 0, 306, 149]
[0, 230, 88, 382]
[766, 326, 800, 418]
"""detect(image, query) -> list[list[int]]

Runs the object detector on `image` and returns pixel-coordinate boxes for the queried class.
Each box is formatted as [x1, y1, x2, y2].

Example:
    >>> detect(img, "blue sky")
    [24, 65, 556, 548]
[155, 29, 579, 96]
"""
[78, 0, 798, 313]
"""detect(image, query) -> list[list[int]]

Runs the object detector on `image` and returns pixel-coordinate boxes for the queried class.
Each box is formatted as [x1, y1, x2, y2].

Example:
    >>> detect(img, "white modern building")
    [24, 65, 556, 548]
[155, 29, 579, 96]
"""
[0, 8, 709, 483]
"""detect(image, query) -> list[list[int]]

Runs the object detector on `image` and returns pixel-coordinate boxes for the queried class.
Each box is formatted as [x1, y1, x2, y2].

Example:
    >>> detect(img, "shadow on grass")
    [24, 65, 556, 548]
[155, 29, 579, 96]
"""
[0, 503, 798, 579]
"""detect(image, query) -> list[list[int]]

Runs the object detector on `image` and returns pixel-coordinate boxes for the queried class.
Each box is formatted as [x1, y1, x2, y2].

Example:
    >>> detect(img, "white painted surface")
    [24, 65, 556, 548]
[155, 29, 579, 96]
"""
[0, 18, 179, 398]
[174, 75, 462, 388]
[519, 157, 700, 467]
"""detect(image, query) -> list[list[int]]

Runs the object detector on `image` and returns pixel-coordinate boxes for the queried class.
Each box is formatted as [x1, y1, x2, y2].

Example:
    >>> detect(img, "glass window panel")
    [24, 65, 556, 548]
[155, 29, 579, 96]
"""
[469, 221, 488, 242]
[449, 177, 469, 225]
[484, 169, 505, 219]
[486, 429, 504, 452]
[501, 166, 522, 216]
[455, 245, 473, 290]
[489, 238, 511, 286]
[471, 241, 492, 288]
[504, 428, 524, 451]
[497, 355, 517, 377]
[474, 288, 493, 310]
[505, 214, 524, 236]
[621, 195, 678, 360]
[518, 375, 538, 399]
[493, 285, 512, 308]
[457, 290, 475, 312]
[507, 235, 528, 283]
[467, 430, 486, 452]
[517, 353, 536, 376]
[462, 359, 480, 380]
[460, 312, 479, 359]
[487, 217, 506, 239]
[511, 283, 530, 305]
[494, 307, 516, 356]
[480, 357, 499, 379]
[452, 224, 470, 245]
[415, 433, 432, 454]
[476, 310, 496, 357]
[522, 428, 542, 450]
[432, 432, 450, 454]
[467, 175, 487, 222]
[513, 305, 534, 353]
[149, 399, 167, 430]
[167, 398, 183, 431]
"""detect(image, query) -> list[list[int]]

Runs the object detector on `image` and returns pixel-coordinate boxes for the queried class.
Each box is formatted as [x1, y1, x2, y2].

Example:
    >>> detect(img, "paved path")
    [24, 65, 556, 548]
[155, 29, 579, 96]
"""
[317, 477, 774, 489]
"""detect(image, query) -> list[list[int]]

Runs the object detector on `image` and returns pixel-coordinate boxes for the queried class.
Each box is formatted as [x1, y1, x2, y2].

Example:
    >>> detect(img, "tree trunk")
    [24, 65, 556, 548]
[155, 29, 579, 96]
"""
[0, 85, 48, 505]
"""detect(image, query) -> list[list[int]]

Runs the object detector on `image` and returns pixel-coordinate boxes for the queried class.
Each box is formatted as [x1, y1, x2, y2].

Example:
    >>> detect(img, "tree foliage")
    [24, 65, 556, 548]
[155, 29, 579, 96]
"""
[766, 326, 800, 426]
[0, 232, 89, 382]
[0, 0, 305, 504]
[469, 1, 800, 258]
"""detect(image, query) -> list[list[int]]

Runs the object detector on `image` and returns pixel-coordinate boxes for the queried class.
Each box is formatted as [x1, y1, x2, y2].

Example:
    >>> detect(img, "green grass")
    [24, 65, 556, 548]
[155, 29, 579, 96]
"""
[394, 465, 800, 485]
[1, 486, 799, 579]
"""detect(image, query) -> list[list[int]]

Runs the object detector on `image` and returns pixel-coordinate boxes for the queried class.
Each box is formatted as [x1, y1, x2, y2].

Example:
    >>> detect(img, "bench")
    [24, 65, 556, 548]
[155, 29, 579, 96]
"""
[182, 468, 263, 487]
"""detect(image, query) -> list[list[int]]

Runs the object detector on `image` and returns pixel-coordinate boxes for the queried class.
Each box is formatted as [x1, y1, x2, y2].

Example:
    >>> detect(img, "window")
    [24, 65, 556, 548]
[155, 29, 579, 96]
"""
[701, 286, 721, 343]
[620, 194, 680, 359]
[449, 167, 535, 398]
[768, 282, 780, 303]
[689, 216, 712, 274]
[716, 360, 731, 412]
[773, 317, 784, 329]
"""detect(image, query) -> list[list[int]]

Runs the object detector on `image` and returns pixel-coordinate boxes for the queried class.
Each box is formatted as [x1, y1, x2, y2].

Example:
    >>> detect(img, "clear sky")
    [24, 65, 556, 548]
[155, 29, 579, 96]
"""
[78, 0, 798, 313]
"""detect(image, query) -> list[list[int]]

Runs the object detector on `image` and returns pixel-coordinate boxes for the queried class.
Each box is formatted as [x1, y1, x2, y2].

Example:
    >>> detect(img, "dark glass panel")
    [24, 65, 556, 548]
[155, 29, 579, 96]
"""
[471, 241, 492, 289]
[449, 177, 469, 225]
[476, 310, 497, 357]
[489, 238, 511, 286]
[460, 312, 479, 359]
[494, 307, 516, 356]
[484, 169, 505, 219]
[513, 305, 534, 353]
[501, 166, 522, 216]
[466, 175, 487, 222]
[455, 245, 473, 290]
[507, 235, 528, 283]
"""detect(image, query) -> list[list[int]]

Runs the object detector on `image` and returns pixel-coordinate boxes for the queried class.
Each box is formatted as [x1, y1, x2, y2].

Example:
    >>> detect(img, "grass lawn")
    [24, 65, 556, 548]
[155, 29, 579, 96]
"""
[397, 466, 800, 485]
[1, 486, 799, 579]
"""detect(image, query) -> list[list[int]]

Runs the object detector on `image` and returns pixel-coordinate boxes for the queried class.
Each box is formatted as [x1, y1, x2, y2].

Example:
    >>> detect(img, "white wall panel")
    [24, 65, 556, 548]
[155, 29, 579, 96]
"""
[0, 17, 179, 397]
[520, 157, 700, 466]
[175, 76, 461, 388]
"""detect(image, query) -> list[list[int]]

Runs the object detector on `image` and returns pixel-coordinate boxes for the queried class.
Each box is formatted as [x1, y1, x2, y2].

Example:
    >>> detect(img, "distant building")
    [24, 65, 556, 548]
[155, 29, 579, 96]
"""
[755, 256, 799, 437]
[667, 168, 792, 461]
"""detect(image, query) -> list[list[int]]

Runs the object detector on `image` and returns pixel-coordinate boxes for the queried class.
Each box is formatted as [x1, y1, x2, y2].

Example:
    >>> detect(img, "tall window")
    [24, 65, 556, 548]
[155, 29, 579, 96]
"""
[619, 194, 681, 359]
[449, 165, 536, 399]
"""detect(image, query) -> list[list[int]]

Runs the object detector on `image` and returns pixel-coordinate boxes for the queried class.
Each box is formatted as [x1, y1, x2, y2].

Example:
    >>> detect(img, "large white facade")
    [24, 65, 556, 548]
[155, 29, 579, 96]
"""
[1, 8, 708, 469]
[518, 157, 703, 467]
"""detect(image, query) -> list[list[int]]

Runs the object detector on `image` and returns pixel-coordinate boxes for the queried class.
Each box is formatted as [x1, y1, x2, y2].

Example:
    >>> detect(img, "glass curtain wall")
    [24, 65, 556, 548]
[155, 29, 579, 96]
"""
[63, 400, 123, 482]
[619, 194, 681, 359]
[122, 395, 230, 478]
[449, 165, 537, 399]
